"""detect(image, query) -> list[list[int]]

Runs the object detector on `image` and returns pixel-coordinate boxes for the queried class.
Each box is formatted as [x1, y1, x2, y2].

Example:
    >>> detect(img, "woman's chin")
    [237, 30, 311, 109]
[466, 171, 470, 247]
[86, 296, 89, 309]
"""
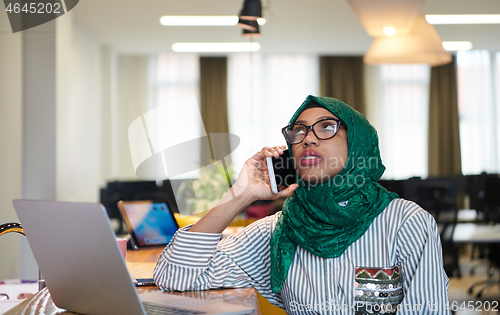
[298, 174, 327, 185]
[298, 169, 341, 185]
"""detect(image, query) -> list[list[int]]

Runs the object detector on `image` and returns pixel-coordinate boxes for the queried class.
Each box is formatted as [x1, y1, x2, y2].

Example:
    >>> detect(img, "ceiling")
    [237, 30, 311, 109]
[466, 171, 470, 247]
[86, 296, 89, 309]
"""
[73, 0, 500, 55]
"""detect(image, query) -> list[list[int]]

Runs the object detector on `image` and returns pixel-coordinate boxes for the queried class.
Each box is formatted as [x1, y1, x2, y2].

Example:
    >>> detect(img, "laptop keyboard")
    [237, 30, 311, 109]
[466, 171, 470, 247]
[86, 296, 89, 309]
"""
[143, 301, 207, 315]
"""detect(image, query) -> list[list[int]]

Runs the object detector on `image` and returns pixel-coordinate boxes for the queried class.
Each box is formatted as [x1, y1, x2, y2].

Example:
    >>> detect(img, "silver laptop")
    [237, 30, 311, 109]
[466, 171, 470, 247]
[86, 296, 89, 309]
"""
[13, 199, 254, 315]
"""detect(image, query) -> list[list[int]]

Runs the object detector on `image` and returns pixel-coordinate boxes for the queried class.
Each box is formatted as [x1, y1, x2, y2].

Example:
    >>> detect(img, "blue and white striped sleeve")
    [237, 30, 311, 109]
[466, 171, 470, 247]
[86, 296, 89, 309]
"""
[153, 213, 283, 307]
[153, 224, 224, 291]
[396, 204, 450, 314]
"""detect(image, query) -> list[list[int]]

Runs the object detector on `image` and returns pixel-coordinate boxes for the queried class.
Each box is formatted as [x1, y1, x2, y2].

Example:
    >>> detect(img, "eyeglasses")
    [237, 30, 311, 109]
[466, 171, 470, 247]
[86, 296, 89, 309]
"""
[281, 118, 342, 144]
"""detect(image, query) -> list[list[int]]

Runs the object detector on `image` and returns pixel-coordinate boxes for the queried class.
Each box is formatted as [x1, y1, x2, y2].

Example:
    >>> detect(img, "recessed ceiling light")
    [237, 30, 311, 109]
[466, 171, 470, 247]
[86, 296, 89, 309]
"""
[172, 42, 261, 52]
[160, 16, 266, 26]
[442, 41, 473, 51]
[383, 27, 396, 36]
[426, 14, 500, 24]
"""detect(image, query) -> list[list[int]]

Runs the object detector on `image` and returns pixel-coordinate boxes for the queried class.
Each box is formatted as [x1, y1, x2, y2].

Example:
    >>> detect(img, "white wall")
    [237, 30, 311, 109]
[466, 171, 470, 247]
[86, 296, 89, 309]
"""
[56, 12, 103, 202]
[114, 55, 150, 180]
[0, 10, 23, 280]
[0, 12, 60, 280]
[0, 9, 108, 279]
[2, 9, 192, 280]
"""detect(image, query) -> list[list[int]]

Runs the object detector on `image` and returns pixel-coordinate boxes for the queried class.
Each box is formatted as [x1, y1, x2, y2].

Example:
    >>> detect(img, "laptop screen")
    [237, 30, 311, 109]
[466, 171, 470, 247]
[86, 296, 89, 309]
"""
[118, 200, 178, 247]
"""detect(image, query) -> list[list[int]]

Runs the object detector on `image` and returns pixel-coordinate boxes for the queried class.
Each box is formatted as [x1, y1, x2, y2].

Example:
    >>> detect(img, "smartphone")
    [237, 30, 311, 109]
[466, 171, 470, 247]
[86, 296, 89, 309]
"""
[134, 278, 156, 287]
[266, 149, 296, 194]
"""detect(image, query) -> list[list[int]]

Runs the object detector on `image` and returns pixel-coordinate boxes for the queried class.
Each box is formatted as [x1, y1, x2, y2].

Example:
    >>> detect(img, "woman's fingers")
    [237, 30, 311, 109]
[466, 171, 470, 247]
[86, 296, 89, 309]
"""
[234, 145, 292, 201]
[249, 145, 286, 170]
[277, 184, 299, 198]
[254, 146, 285, 159]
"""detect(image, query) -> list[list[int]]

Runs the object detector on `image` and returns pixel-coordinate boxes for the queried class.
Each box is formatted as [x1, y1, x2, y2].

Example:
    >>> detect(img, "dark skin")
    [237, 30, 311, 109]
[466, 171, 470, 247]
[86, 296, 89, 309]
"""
[189, 108, 346, 233]
[291, 108, 348, 184]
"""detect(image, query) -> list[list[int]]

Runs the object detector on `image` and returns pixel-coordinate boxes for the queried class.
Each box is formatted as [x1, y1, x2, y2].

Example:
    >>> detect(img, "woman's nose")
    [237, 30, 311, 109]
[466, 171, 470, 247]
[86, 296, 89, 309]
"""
[302, 128, 318, 146]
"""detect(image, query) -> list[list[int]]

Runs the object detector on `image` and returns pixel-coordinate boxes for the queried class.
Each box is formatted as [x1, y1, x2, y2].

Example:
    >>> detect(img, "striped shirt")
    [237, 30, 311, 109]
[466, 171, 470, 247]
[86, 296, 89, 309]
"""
[153, 199, 450, 314]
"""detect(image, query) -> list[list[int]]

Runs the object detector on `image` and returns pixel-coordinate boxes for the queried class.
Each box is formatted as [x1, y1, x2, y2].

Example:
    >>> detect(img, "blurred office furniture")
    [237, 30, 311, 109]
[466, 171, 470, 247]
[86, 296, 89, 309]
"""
[380, 176, 461, 278]
[378, 179, 405, 197]
[471, 243, 500, 298]
[464, 173, 500, 223]
[411, 177, 461, 278]
[100, 180, 182, 234]
[464, 173, 500, 298]
[464, 173, 489, 276]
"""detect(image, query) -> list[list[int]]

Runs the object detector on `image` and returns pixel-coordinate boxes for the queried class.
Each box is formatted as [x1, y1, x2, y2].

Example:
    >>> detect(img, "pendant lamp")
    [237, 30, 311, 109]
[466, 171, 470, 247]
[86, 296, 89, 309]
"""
[347, 0, 425, 37]
[364, 15, 452, 66]
[242, 25, 260, 38]
[237, 18, 258, 31]
[239, 0, 262, 21]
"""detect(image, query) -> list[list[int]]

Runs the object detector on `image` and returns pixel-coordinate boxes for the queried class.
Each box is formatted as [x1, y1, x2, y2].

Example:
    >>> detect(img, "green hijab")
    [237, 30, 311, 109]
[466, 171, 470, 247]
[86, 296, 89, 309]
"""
[269, 95, 398, 293]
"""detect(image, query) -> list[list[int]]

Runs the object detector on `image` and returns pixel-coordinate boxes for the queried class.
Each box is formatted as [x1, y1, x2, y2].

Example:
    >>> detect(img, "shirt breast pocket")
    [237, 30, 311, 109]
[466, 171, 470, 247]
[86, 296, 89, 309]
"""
[354, 266, 404, 314]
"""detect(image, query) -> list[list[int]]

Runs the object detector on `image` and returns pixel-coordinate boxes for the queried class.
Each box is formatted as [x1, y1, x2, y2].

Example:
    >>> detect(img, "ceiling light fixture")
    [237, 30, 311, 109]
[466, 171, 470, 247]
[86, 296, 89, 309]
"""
[160, 16, 238, 26]
[347, 0, 425, 37]
[160, 15, 266, 26]
[442, 41, 473, 51]
[239, 0, 262, 21]
[238, 19, 259, 31]
[383, 26, 396, 36]
[426, 14, 500, 25]
[172, 42, 261, 53]
[242, 21, 260, 37]
[364, 15, 452, 66]
[242, 28, 260, 38]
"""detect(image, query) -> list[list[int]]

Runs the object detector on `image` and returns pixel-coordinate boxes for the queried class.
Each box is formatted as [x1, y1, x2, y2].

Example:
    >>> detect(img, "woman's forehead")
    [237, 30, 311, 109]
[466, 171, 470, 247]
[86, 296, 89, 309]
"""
[295, 107, 339, 123]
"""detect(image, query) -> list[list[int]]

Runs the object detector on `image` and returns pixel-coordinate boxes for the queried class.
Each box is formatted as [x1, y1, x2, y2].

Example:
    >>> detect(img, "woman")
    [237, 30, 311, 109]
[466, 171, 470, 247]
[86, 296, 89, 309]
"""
[153, 95, 450, 314]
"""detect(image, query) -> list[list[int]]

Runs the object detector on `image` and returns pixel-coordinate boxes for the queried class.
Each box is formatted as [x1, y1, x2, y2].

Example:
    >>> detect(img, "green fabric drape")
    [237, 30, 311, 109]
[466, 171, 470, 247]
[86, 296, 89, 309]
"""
[270, 95, 398, 293]
[199, 57, 230, 165]
[320, 56, 366, 115]
[428, 56, 462, 177]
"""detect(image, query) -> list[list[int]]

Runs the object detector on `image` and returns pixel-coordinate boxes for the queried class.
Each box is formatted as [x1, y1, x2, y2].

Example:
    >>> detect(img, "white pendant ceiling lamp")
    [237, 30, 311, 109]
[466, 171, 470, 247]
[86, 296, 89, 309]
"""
[364, 15, 452, 66]
[346, 0, 425, 36]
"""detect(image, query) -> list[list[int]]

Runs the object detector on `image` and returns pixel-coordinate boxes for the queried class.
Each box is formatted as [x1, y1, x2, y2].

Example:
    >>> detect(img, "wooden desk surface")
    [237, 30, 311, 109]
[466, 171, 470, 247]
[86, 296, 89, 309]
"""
[5, 247, 261, 315]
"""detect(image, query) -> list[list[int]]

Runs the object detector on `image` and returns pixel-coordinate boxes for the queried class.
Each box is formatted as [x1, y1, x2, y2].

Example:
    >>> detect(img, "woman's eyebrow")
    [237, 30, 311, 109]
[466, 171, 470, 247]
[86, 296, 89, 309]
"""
[295, 116, 337, 124]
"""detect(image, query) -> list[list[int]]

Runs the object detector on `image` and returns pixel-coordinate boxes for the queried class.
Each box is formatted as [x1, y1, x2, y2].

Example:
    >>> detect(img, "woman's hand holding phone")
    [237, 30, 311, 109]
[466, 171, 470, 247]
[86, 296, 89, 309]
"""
[189, 145, 298, 233]
[232, 145, 299, 202]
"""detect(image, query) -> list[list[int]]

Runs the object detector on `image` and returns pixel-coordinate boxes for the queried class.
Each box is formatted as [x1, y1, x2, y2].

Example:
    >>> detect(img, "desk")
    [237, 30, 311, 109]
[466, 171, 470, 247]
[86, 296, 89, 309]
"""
[452, 223, 500, 243]
[5, 247, 261, 315]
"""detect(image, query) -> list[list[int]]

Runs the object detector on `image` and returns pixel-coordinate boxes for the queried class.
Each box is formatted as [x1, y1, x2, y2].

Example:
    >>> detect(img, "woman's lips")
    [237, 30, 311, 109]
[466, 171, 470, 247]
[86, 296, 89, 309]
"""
[300, 157, 323, 166]
[299, 150, 323, 166]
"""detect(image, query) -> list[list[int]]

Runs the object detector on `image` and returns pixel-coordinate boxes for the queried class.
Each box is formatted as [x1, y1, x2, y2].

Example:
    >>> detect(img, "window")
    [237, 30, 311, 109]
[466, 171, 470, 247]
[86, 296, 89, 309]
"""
[366, 64, 430, 179]
[457, 50, 500, 174]
[148, 53, 201, 179]
[227, 53, 319, 174]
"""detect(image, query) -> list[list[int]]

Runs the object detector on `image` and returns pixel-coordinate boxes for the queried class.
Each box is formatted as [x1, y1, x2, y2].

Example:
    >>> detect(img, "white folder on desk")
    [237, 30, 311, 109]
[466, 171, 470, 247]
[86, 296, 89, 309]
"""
[13, 199, 254, 315]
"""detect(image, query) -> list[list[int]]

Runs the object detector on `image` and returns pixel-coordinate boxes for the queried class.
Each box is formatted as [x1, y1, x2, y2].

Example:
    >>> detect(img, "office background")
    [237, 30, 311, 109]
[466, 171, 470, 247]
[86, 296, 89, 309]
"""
[1, 0, 500, 281]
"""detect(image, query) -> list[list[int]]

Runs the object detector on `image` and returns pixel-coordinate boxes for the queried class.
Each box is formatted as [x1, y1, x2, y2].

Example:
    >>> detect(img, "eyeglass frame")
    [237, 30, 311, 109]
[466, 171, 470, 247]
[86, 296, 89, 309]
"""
[281, 118, 343, 145]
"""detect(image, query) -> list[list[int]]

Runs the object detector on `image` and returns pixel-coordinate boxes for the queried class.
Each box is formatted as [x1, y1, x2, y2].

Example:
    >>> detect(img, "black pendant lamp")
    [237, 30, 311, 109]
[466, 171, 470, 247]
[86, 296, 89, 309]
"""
[237, 18, 258, 31]
[239, 0, 262, 21]
[242, 23, 260, 37]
